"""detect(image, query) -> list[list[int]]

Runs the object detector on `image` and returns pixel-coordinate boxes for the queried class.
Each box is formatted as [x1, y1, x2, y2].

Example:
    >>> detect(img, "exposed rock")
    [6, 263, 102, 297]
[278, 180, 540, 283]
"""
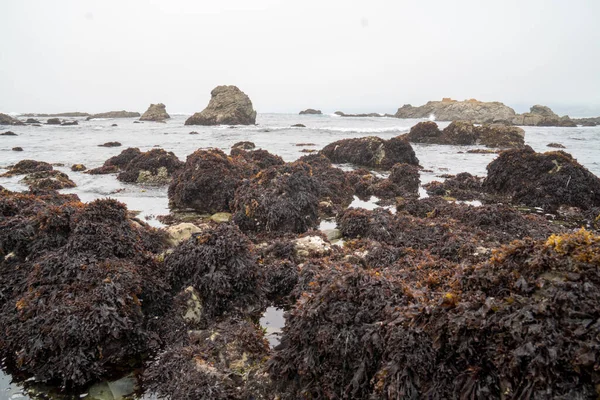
[188, 131, 199, 135]
[294, 235, 331, 259]
[24, 118, 40, 124]
[185, 85, 256, 126]
[403, 121, 443, 144]
[86, 110, 141, 120]
[210, 212, 232, 223]
[483, 146, 600, 211]
[441, 121, 479, 145]
[166, 222, 204, 247]
[404, 121, 524, 148]
[71, 164, 86, 172]
[140, 103, 171, 122]
[46, 118, 61, 125]
[512, 105, 577, 127]
[21, 170, 77, 190]
[572, 116, 600, 126]
[0, 113, 24, 126]
[291, 123, 306, 127]
[1, 131, 17, 136]
[320, 136, 419, 169]
[111, 123, 118, 127]
[299, 109, 322, 115]
[61, 120, 78, 126]
[11, 147, 23, 151]
[334, 111, 384, 117]
[323, 228, 342, 241]
[117, 149, 184, 185]
[547, 142, 566, 148]
[395, 98, 517, 123]
[21, 112, 89, 117]
[98, 141, 122, 147]
[231, 141, 255, 151]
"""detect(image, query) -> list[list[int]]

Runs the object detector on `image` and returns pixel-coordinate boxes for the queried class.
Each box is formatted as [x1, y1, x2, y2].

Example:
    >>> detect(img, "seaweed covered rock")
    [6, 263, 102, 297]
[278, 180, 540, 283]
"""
[71, 163, 86, 172]
[230, 146, 285, 174]
[98, 141, 122, 147]
[143, 319, 271, 400]
[168, 148, 245, 213]
[139, 103, 170, 122]
[298, 153, 354, 215]
[164, 224, 262, 323]
[383, 229, 600, 399]
[1, 159, 53, 177]
[232, 162, 320, 234]
[185, 85, 257, 126]
[117, 148, 183, 185]
[483, 147, 600, 211]
[269, 265, 408, 399]
[0, 192, 169, 387]
[21, 170, 76, 190]
[477, 123, 525, 148]
[320, 136, 419, 169]
[440, 120, 479, 145]
[388, 163, 420, 197]
[86, 147, 142, 175]
[404, 121, 443, 144]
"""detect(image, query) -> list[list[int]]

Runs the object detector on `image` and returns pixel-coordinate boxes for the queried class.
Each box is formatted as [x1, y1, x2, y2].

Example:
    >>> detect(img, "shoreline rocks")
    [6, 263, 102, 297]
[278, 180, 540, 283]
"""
[185, 85, 256, 126]
[395, 98, 517, 123]
[320, 136, 419, 169]
[140, 103, 170, 122]
[86, 110, 141, 120]
[512, 105, 577, 127]
[403, 121, 525, 148]
[0, 113, 25, 126]
[299, 109, 322, 115]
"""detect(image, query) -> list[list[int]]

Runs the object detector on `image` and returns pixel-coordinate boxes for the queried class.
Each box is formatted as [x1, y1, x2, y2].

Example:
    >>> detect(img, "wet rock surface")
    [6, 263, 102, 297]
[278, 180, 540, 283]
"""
[116, 148, 183, 185]
[185, 85, 257, 126]
[404, 121, 525, 148]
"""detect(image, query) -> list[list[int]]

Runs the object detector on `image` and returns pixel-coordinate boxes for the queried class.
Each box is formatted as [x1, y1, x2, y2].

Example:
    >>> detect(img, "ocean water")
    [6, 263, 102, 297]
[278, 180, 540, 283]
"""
[1, 113, 599, 398]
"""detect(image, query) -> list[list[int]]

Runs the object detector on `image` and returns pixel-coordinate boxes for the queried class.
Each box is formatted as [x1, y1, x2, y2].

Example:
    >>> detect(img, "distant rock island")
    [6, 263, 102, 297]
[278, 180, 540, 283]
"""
[185, 85, 256, 126]
[140, 103, 170, 122]
[395, 98, 516, 124]
[86, 110, 141, 120]
[299, 109, 322, 115]
[512, 105, 576, 127]
[335, 111, 388, 118]
[21, 112, 90, 118]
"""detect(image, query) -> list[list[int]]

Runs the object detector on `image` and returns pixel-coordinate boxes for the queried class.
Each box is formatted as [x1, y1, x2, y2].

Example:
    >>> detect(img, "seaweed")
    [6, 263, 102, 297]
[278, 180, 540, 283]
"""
[483, 147, 600, 211]
[116, 148, 184, 185]
[232, 162, 320, 234]
[168, 148, 245, 214]
[1, 160, 53, 177]
[86, 147, 142, 175]
[164, 223, 263, 324]
[320, 136, 419, 169]
[403, 121, 443, 144]
[20, 170, 77, 190]
[424, 172, 485, 200]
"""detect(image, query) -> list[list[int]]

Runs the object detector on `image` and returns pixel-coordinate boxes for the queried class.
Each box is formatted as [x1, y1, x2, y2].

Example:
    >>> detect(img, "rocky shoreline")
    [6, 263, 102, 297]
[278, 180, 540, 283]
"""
[1, 119, 600, 399]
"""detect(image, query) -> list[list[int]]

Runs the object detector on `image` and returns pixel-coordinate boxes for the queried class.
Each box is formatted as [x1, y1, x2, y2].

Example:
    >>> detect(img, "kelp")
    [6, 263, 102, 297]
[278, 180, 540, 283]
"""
[320, 136, 419, 169]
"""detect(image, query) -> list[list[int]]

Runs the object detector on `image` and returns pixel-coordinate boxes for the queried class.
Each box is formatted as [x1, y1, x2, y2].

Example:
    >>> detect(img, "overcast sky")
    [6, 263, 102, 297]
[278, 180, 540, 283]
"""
[1, 0, 599, 116]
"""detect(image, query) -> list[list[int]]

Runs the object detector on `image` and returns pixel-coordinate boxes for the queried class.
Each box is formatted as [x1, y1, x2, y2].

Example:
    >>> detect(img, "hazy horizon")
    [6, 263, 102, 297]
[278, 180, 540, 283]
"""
[2, 0, 599, 117]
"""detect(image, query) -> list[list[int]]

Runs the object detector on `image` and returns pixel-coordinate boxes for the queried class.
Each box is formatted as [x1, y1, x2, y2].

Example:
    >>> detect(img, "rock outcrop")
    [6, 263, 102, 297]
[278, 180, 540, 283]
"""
[334, 111, 385, 117]
[512, 105, 576, 127]
[572, 116, 600, 127]
[394, 98, 517, 123]
[0, 113, 25, 126]
[86, 110, 141, 120]
[299, 109, 322, 115]
[404, 121, 524, 148]
[320, 136, 419, 169]
[185, 85, 256, 126]
[140, 103, 170, 122]
[21, 112, 89, 117]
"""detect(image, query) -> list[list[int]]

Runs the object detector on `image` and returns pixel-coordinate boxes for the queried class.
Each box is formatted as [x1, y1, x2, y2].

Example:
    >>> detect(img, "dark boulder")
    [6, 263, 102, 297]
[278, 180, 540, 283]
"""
[1, 131, 17, 136]
[46, 118, 61, 125]
[404, 121, 442, 143]
[11, 147, 23, 151]
[117, 148, 184, 185]
[0, 113, 25, 126]
[98, 141, 122, 147]
[86, 147, 142, 175]
[1, 160, 53, 177]
[299, 109, 322, 115]
[21, 170, 76, 190]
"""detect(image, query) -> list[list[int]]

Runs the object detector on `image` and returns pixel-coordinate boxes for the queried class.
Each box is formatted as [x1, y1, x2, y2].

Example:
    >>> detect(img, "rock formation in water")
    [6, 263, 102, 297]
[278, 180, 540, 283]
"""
[0, 113, 25, 126]
[404, 121, 524, 148]
[86, 110, 141, 120]
[512, 105, 577, 127]
[334, 111, 385, 117]
[299, 109, 322, 115]
[394, 98, 517, 123]
[320, 136, 419, 169]
[140, 103, 171, 122]
[185, 85, 256, 126]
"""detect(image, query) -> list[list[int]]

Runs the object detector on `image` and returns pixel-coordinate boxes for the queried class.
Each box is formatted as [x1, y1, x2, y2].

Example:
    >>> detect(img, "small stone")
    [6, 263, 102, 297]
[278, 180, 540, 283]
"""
[210, 212, 232, 223]
[182, 286, 203, 324]
[71, 164, 87, 172]
[12, 147, 23, 151]
[323, 228, 342, 241]
[166, 222, 203, 246]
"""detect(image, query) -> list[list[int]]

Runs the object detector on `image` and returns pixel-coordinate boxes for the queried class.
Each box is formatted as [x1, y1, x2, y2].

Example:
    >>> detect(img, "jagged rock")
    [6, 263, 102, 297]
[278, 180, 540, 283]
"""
[299, 109, 322, 115]
[86, 111, 141, 120]
[395, 98, 516, 123]
[140, 103, 170, 122]
[0, 113, 24, 126]
[185, 85, 256, 126]
[320, 136, 419, 169]
[512, 105, 577, 127]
